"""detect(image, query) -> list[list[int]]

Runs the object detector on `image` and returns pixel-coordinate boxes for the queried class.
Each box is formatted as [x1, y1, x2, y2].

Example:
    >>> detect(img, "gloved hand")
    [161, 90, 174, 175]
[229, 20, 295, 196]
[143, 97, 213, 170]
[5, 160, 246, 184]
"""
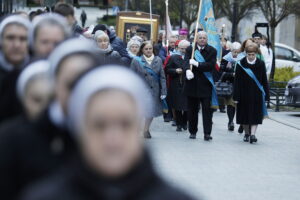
[160, 95, 166, 100]
[186, 70, 194, 80]
[189, 59, 199, 67]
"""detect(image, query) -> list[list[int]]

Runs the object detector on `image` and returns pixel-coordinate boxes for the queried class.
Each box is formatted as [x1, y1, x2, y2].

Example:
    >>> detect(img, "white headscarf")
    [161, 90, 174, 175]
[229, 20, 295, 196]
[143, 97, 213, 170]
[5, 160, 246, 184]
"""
[0, 15, 31, 42]
[68, 66, 153, 134]
[29, 13, 71, 48]
[48, 37, 99, 80]
[16, 60, 50, 100]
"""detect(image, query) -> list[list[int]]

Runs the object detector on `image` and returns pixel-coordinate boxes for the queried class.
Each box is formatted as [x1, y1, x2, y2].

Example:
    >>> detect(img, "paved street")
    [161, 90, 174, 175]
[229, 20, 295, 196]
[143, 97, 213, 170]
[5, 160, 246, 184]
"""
[146, 111, 300, 200]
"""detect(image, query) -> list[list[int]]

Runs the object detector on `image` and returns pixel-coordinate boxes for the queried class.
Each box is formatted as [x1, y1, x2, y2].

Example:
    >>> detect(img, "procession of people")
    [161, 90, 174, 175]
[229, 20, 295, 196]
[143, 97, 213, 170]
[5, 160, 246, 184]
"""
[0, 2, 271, 200]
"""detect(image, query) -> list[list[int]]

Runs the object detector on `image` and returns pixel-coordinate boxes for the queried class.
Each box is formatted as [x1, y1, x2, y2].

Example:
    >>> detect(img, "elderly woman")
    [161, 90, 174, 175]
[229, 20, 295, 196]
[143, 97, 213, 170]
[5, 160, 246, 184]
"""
[130, 41, 167, 138]
[166, 40, 190, 132]
[30, 13, 71, 59]
[0, 15, 31, 124]
[233, 44, 270, 144]
[21, 66, 195, 200]
[127, 38, 141, 58]
[94, 30, 121, 64]
[220, 42, 244, 131]
[0, 38, 100, 200]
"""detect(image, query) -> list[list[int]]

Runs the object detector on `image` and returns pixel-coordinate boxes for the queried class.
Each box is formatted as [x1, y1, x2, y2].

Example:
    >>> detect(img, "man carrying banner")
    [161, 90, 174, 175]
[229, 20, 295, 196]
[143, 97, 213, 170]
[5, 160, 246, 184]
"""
[184, 31, 217, 141]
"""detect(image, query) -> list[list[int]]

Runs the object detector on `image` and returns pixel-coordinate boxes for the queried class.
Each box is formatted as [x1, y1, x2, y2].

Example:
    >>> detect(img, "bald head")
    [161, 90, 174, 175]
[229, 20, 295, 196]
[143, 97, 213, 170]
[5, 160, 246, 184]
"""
[197, 31, 208, 47]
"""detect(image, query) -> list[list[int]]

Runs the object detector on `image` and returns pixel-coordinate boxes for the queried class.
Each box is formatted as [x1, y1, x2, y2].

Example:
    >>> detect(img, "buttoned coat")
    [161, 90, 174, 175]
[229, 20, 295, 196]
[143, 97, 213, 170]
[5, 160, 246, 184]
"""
[130, 56, 167, 117]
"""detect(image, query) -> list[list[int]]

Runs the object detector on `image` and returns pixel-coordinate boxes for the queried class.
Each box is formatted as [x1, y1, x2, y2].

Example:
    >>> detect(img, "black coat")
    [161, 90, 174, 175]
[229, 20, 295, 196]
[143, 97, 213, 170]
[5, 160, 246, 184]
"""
[233, 58, 270, 125]
[0, 110, 76, 200]
[219, 58, 235, 84]
[166, 54, 188, 111]
[0, 67, 22, 124]
[183, 45, 217, 98]
[20, 152, 196, 200]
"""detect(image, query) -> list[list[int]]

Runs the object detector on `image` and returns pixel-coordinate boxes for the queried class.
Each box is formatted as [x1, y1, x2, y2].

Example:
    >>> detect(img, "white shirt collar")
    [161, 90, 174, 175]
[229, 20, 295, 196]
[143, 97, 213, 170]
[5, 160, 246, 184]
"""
[247, 57, 257, 65]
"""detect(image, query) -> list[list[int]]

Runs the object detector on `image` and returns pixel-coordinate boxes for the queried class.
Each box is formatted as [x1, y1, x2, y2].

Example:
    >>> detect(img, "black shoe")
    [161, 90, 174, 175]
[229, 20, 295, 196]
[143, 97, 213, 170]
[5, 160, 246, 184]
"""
[238, 125, 244, 134]
[144, 131, 152, 139]
[220, 109, 226, 113]
[182, 125, 187, 131]
[250, 135, 258, 144]
[228, 122, 234, 131]
[164, 118, 171, 122]
[176, 126, 182, 132]
[204, 135, 213, 141]
[172, 120, 177, 126]
[243, 134, 250, 142]
[189, 134, 196, 139]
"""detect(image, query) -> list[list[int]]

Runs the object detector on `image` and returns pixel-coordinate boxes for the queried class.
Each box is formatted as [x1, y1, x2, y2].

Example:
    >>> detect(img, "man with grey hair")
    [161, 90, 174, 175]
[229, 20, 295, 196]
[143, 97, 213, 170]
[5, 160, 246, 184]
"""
[183, 31, 217, 141]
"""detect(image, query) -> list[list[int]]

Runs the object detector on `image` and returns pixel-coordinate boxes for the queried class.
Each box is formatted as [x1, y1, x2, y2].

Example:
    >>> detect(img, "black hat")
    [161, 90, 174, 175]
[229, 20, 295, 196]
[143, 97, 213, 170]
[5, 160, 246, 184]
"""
[92, 24, 108, 34]
[137, 27, 148, 33]
[252, 31, 262, 38]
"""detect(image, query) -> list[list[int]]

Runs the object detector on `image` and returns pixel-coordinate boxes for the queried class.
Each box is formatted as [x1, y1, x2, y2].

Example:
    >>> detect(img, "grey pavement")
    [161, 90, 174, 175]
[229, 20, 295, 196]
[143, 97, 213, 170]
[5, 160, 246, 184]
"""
[146, 111, 300, 200]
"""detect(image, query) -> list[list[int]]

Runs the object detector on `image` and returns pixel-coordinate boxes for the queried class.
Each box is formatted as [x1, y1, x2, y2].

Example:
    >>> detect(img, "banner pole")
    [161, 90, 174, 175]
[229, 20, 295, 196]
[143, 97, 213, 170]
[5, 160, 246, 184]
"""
[149, 0, 153, 42]
[190, 0, 203, 70]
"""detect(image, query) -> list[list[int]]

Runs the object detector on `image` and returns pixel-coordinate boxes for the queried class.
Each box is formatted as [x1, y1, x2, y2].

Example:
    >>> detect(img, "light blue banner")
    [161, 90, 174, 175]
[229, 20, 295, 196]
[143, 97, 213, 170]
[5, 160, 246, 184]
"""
[199, 0, 222, 61]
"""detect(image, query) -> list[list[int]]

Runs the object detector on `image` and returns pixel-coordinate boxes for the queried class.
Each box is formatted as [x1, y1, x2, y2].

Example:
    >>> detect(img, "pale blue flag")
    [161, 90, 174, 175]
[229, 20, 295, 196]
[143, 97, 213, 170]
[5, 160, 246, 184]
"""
[199, 0, 222, 60]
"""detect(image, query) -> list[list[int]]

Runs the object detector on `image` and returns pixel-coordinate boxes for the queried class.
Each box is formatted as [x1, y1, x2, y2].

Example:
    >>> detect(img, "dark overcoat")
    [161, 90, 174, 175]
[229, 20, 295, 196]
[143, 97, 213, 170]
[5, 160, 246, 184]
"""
[20, 152, 196, 200]
[130, 56, 167, 117]
[233, 57, 270, 125]
[0, 110, 76, 200]
[166, 54, 187, 111]
[0, 66, 22, 124]
[183, 44, 217, 99]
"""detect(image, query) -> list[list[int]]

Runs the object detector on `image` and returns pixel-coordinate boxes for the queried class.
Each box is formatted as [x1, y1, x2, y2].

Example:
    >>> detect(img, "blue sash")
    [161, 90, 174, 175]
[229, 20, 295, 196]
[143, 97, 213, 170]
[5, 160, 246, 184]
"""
[135, 56, 169, 113]
[194, 50, 219, 109]
[237, 61, 269, 118]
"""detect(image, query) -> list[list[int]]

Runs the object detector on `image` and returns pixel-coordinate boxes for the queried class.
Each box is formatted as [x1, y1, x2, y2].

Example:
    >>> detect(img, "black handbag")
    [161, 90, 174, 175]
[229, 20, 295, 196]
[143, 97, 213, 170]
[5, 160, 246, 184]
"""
[215, 72, 233, 97]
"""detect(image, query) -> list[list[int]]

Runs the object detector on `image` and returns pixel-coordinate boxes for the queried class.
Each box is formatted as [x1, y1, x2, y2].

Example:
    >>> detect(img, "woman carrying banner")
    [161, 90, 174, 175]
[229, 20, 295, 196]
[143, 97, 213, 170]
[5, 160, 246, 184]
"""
[233, 44, 270, 143]
[130, 41, 167, 139]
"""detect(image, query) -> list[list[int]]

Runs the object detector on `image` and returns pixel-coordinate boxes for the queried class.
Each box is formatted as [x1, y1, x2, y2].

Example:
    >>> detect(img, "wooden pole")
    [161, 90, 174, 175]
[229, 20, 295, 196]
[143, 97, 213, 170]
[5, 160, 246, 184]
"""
[190, 0, 203, 70]
[149, 0, 153, 42]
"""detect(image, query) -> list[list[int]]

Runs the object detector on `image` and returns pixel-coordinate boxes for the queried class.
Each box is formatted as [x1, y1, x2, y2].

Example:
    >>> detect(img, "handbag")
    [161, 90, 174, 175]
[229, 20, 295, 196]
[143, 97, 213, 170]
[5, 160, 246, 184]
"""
[215, 72, 233, 97]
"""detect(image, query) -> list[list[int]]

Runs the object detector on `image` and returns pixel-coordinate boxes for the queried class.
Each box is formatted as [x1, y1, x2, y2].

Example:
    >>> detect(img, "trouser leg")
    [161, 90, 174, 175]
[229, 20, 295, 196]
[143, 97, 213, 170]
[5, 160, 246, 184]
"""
[200, 98, 213, 135]
[187, 97, 200, 135]
[227, 105, 235, 124]
[175, 110, 182, 126]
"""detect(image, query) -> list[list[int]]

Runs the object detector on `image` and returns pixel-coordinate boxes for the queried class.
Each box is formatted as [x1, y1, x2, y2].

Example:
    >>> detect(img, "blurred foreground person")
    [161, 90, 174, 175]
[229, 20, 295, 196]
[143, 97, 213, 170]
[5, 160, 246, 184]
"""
[0, 15, 31, 124]
[233, 45, 270, 143]
[0, 60, 52, 200]
[21, 66, 195, 200]
[131, 41, 167, 139]
[0, 39, 99, 200]
[30, 13, 71, 59]
[184, 31, 217, 141]
[166, 40, 190, 132]
[94, 30, 121, 64]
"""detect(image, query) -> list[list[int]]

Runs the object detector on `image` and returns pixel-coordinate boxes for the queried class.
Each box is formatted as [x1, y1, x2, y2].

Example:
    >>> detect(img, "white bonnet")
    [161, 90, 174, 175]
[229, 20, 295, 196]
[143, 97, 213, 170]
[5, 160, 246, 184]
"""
[68, 65, 153, 134]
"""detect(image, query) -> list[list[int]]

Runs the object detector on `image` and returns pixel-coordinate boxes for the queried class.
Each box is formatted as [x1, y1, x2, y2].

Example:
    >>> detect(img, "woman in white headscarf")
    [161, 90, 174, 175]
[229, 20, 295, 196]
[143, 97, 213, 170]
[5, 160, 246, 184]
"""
[0, 38, 100, 200]
[30, 13, 71, 59]
[0, 15, 32, 124]
[127, 38, 141, 58]
[94, 30, 121, 64]
[21, 66, 195, 200]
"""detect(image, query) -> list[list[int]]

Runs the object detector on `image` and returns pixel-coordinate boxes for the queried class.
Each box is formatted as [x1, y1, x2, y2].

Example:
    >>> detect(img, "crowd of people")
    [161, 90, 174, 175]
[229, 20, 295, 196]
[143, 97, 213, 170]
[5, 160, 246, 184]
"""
[0, 2, 271, 200]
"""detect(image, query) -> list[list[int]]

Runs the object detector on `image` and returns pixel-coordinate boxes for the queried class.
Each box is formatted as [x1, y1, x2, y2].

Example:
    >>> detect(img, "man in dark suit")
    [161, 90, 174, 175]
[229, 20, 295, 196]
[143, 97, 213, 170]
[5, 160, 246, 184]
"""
[183, 31, 217, 141]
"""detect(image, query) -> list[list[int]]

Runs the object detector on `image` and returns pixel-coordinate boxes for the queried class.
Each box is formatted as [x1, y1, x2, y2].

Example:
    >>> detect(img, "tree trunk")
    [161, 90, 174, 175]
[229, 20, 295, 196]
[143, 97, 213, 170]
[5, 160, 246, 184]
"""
[269, 25, 276, 81]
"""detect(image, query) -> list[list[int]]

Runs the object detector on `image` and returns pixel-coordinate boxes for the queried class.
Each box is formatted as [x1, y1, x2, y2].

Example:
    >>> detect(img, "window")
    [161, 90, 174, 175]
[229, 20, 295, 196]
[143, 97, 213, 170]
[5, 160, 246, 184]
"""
[275, 46, 293, 61]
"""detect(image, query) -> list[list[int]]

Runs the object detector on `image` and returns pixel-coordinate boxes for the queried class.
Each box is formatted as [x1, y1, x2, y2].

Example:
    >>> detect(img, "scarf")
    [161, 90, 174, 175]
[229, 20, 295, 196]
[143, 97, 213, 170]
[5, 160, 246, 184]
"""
[98, 44, 113, 54]
[143, 54, 155, 65]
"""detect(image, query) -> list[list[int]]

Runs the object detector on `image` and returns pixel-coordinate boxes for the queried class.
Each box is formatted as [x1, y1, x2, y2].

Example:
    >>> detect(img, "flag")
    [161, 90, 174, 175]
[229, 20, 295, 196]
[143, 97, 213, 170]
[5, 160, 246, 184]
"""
[165, 0, 173, 40]
[199, 0, 222, 61]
